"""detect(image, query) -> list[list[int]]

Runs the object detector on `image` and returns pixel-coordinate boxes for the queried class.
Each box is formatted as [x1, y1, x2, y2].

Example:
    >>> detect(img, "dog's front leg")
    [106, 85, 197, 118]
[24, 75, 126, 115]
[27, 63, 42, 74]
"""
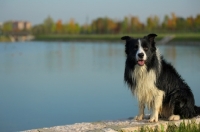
[149, 104, 159, 122]
[135, 103, 145, 120]
[149, 90, 164, 122]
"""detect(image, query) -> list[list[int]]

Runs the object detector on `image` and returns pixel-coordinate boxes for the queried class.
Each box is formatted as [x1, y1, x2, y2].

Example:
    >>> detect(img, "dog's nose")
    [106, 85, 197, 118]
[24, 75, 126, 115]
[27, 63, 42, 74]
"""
[138, 53, 144, 58]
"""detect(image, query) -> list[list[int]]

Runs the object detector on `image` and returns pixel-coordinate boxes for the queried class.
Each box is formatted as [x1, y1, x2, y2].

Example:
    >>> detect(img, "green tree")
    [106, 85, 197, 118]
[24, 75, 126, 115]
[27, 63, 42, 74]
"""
[64, 18, 80, 34]
[91, 18, 106, 34]
[2, 21, 12, 34]
[194, 15, 200, 31]
[162, 15, 169, 30]
[186, 17, 194, 31]
[81, 23, 92, 34]
[31, 24, 45, 35]
[121, 17, 129, 33]
[176, 17, 186, 31]
[43, 16, 54, 34]
[146, 15, 160, 31]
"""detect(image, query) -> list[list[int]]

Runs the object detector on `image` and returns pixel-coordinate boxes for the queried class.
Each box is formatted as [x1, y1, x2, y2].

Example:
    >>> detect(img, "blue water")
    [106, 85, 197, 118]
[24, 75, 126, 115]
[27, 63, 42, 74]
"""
[0, 41, 200, 132]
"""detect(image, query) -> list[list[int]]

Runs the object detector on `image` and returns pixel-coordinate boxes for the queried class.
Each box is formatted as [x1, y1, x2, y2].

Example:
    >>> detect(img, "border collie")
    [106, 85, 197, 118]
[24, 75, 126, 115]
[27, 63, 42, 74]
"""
[121, 33, 200, 122]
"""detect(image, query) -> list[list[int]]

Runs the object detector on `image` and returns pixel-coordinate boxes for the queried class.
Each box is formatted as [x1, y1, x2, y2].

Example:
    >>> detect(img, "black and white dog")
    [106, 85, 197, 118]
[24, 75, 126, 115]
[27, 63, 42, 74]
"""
[121, 34, 200, 122]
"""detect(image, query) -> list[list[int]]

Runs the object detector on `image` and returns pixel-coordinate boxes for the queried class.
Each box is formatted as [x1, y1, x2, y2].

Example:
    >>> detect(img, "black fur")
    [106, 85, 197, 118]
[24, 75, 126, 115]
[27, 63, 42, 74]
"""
[122, 33, 200, 120]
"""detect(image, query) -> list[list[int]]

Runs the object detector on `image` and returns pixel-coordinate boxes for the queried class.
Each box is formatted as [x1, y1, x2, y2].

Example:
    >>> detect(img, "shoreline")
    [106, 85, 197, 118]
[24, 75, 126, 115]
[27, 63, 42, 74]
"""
[22, 116, 200, 132]
[1, 33, 200, 43]
[34, 33, 200, 42]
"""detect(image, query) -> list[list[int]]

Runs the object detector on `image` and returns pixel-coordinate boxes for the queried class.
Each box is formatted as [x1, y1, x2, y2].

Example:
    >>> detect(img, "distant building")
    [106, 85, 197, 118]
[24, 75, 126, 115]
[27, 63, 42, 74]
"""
[13, 21, 32, 31]
[24, 21, 31, 30]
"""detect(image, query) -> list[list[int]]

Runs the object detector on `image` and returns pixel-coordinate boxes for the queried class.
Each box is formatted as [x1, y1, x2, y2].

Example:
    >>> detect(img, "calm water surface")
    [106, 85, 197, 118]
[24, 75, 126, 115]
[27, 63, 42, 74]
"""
[0, 41, 200, 132]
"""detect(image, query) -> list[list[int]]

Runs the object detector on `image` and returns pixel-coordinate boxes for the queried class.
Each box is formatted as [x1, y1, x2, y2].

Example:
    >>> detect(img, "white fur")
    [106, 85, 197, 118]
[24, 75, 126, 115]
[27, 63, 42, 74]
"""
[132, 65, 165, 122]
[136, 39, 147, 61]
[168, 115, 180, 121]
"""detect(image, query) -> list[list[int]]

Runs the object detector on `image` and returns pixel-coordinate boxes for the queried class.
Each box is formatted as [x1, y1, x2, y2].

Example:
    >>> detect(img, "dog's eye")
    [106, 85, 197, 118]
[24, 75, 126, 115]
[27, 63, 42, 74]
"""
[143, 47, 148, 51]
[134, 45, 138, 50]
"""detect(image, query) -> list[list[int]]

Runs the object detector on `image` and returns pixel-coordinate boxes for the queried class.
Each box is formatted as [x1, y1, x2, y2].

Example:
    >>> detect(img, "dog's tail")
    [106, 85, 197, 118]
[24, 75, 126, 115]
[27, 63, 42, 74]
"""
[195, 105, 200, 115]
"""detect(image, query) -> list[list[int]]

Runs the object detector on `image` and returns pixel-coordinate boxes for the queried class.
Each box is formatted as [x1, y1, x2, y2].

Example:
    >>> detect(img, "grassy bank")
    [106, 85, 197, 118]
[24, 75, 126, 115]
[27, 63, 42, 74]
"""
[137, 121, 200, 132]
[34, 33, 200, 42]
[1, 33, 199, 42]
[34, 34, 163, 42]
[138, 121, 200, 132]
[0, 36, 11, 42]
[173, 33, 200, 41]
[34, 34, 137, 42]
[120, 119, 200, 132]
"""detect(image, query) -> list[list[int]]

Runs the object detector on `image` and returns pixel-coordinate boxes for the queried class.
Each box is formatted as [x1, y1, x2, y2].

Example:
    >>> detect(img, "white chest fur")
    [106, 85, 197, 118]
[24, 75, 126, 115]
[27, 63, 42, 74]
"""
[132, 65, 164, 109]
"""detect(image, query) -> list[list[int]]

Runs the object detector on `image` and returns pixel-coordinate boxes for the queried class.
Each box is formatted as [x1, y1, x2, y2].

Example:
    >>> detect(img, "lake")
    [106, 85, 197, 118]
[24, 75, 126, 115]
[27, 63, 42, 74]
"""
[0, 41, 200, 132]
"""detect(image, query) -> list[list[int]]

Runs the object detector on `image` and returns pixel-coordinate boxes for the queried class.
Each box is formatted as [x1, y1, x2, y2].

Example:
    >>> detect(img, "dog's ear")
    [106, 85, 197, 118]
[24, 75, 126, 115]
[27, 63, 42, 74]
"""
[121, 36, 131, 41]
[147, 33, 157, 42]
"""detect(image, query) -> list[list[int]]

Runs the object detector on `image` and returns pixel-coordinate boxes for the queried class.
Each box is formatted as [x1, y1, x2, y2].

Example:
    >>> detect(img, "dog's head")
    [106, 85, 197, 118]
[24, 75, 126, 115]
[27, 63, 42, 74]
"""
[121, 33, 157, 66]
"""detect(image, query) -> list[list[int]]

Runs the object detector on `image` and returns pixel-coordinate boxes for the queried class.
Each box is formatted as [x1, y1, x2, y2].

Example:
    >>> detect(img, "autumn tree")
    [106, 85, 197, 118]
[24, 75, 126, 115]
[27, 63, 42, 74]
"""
[56, 20, 63, 33]
[167, 13, 177, 30]
[106, 18, 118, 33]
[130, 16, 143, 32]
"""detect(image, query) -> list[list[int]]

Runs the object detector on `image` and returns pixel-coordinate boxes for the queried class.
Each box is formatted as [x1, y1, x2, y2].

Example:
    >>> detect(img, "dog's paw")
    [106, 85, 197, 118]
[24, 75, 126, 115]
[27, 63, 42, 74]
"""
[134, 115, 143, 121]
[168, 115, 180, 121]
[149, 116, 158, 122]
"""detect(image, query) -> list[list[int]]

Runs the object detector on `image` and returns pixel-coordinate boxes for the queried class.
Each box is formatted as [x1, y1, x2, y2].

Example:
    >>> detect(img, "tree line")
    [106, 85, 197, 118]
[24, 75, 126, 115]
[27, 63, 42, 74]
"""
[1, 13, 200, 35]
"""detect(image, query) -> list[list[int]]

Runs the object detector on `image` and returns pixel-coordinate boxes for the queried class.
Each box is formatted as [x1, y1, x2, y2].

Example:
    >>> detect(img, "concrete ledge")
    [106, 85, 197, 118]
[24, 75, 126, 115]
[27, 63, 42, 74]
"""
[23, 116, 200, 132]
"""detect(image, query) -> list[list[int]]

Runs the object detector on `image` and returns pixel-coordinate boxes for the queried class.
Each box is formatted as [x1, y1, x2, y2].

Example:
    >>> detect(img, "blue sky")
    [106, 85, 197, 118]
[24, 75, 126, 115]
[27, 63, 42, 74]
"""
[0, 0, 200, 25]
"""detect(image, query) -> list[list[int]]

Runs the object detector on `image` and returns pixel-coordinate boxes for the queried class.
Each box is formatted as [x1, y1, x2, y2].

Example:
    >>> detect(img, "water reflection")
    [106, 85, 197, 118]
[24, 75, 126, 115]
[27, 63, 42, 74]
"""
[162, 46, 177, 65]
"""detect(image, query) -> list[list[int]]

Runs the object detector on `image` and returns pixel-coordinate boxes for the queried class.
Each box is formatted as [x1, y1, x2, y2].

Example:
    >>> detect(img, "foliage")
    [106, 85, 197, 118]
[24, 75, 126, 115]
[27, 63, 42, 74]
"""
[146, 16, 160, 31]
[166, 120, 200, 132]
[43, 16, 55, 34]
[2, 21, 12, 34]
[31, 13, 200, 35]
[2, 12, 200, 36]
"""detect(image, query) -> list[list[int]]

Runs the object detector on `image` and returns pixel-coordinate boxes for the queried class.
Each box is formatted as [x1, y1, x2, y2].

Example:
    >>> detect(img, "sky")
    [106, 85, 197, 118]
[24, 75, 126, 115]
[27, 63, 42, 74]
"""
[0, 0, 200, 26]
